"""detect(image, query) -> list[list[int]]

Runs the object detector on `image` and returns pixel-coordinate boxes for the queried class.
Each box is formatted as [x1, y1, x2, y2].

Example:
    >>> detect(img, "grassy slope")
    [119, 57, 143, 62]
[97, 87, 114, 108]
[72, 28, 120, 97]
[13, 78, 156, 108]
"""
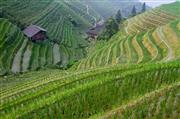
[0, 18, 26, 74]
[0, 0, 98, 74]
[80, 0, 143, 19]
[76, 20, 180, 70]
[95, 81, 180, 119]
[159, 1, 180, 16]
[74, 2, 180, 70]
[0, 61, 180, 119]
[124, 1, 180, 35]
[0, 2, 180, 119]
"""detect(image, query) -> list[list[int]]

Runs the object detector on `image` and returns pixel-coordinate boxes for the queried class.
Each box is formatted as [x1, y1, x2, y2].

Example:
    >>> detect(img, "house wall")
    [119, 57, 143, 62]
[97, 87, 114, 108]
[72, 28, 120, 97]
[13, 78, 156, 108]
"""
[32, 31, 46, 40]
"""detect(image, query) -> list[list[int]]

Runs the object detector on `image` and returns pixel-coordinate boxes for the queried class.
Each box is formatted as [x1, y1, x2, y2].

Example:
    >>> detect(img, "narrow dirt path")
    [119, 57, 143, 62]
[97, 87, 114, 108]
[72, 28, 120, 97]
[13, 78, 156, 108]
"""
[86, 4, 98, 27]
[11, 39, 28, 73]
[22, 45, 32, 72]
[125, 20, 129, 34]
[157, 27, 174, 61]
[53, 44, 60, 64]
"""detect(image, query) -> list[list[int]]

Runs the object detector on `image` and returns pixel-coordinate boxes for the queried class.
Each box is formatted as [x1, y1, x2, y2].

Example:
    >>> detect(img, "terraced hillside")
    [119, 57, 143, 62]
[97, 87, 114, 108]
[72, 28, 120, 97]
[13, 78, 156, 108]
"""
[76, 20, 180, 70]
[0, 18, 27, 74]
[0, 1, 180, 119]
[0, 0, 99, 43]
[0, 0, 166, 74]
[97, 81, 180, 119]
[0, 0, 103, 74]
[0, 18, 87, 75]
[124, 2, 180, 35]
[81, 0, 144, 19]
[0, 61, 180, 119]
[0, 0, 97, 26]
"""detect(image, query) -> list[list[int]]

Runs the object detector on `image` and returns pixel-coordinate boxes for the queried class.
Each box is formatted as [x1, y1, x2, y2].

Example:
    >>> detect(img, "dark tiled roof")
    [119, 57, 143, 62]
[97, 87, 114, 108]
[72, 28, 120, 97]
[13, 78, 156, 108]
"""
[86, 24, 104, 36]
[86, 30, 97, 35]
[23, 25, 46, 38]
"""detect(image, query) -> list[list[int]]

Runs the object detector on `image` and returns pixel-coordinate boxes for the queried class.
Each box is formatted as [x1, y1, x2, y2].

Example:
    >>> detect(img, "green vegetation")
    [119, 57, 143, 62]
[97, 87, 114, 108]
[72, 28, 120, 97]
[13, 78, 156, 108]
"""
[97, 82, 180, 119]
[131, 5, 137, 16]
[0, 19, 24, 74]
[0, 1, 180, 119]
[77, 20, 180, 70]
[97, 17, 119, 41]
[141, 2, 146, 13]
[0, 62, 180, 119]
[0, 0, 96, 74]
[115, 10, 122, 23]
[124, 3, 180, 35]
[159, 1, 180, 16]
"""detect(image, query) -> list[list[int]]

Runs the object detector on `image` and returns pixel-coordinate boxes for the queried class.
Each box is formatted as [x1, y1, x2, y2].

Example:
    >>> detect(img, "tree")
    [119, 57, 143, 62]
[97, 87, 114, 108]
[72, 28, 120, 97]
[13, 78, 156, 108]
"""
[141, 2, 146, 13]
[97, 17, 119, 41]
[131, 5, 136, 16]
[115, 9, 122, 23]
[106, 17, 119, 34]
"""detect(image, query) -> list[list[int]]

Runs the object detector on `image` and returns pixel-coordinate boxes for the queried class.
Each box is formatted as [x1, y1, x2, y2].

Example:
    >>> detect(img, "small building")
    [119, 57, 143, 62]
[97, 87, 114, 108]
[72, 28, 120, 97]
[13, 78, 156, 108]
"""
[86, 22, 105, 39]
[86, 30, 98, 39]
[23, 25, 47, 41]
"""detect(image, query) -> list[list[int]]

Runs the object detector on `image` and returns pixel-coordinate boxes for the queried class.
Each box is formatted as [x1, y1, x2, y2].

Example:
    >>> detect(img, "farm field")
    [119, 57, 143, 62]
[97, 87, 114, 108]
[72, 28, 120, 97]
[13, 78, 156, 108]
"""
[0, 0, 98, 74]
[0, 18, 87, 75]
[77, 19, 180, 70]
[124, 2, 180, 35]
[1, 61, 180, 119]
[0, 1, 180, 119]
[75, 2, 180, 70]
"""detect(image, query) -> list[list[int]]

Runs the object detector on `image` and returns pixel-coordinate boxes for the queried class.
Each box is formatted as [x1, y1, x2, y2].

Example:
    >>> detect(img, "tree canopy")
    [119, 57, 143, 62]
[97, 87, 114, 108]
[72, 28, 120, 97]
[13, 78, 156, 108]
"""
[97, 17, 119, 41]
[131, 5, 137, 16]
[142, 2, 146, 13]
[115, 9, 122, 23]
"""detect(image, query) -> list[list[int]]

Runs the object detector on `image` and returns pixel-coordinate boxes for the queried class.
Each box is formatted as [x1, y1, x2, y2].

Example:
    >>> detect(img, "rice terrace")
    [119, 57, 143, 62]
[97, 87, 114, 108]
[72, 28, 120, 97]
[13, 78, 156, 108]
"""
[0, 0, 180, 119]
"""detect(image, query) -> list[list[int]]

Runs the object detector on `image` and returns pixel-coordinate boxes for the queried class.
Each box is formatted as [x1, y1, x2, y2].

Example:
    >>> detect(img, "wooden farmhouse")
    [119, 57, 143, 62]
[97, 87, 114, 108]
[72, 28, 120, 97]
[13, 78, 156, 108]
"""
[86, 22, 105, 39]
[86, 30, 98, 39]
[23, 25, 47, 41]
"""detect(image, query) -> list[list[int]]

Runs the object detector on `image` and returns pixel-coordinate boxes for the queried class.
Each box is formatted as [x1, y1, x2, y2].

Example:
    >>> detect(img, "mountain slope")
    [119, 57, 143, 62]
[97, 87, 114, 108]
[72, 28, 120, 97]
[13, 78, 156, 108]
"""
[81, 0, 144, 19]
[0, 0, 98, 74]
[75, 2, 180, 70]
[76, 19, 180, 70]
[0, 18, 27, 74]
[0, 1, 180, 119]
[0, 18, 87, 75]
[0, 62, 180, 119]
[97, 82, 180, 119]
[0, 0, 152, 74]
[0, 0, 92, 27]
[124, 1, 180, 35]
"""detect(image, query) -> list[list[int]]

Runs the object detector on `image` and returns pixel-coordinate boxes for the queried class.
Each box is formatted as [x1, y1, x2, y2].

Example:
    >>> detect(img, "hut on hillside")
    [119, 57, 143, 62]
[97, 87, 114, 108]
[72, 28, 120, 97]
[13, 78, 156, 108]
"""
[23, 25, 47, 41]
[86, 22, 105, 39]
[86, 30, 98, 39]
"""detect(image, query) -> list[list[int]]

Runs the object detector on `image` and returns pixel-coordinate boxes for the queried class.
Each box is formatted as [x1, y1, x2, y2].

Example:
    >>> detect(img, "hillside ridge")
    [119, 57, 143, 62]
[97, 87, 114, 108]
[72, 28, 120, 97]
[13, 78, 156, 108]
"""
[0, 1, 180, 119]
